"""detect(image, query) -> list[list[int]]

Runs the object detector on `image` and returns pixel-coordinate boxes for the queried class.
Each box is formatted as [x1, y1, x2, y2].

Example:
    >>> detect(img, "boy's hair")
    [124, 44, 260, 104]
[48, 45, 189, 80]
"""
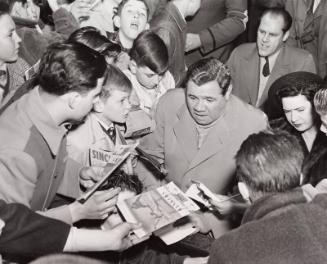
[185, 57, 231, 95]
[101, 169, 143, 194]
[68, 27, 122, 61]
[260, 7, 292, 33]
[114, 0, 149, 19]
[275, 71, 323, 106]
[38, 42, 107, 96]
[0, 1, 9, 17]
[130, 30, 168, 75]
[100, 64, 132, 100]
[314, 83, 327, 115]
[236, 131, 304, 196]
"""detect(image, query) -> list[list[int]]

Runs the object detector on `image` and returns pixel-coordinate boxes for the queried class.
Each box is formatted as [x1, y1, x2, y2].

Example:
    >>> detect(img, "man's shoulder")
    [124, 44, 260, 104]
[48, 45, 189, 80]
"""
[156, 88, 185, 114]
[226, 96, 267, 127]
[284, 44, 312, 58]
[231, 42, 257, 55]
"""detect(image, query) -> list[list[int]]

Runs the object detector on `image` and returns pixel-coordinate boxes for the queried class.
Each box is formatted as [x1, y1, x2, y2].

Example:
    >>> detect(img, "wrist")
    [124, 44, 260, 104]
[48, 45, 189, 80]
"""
[69, 201, 84, 223]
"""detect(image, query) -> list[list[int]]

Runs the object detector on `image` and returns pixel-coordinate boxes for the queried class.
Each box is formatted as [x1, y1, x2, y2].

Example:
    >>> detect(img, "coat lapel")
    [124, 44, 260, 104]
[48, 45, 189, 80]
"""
[89, 114, 114, 151]
[243, 47, 260, 105]
[258, 45, 290, 106]
[173, 105, 198, 163]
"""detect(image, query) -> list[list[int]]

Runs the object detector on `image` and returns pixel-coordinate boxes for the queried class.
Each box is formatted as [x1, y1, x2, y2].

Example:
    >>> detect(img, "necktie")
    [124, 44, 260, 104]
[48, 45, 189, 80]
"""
[99, 123, 117, 144]
[107, 125, 116, 144]
[262, 56, 270, 77]
[0, 70, 7, 84]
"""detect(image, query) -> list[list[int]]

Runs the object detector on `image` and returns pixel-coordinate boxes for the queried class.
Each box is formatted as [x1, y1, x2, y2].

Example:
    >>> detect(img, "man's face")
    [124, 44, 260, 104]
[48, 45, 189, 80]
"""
[282, 95, 315, 133]
[186, 80, 228, 126]
[101, 89, 131, 124]
[257, 13, 288, 57]
[134, 65, 163, 89]
[118, 0, 148, 41]
[74, 77, 104, 121]
[0, 14, 21, 63]
[318, 112, 327, 135]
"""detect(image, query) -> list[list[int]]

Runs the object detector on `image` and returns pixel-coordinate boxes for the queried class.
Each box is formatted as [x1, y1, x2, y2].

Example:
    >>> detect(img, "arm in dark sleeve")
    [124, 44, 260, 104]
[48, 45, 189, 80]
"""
[0, 200, 70, 261]
[200, 0, 248, 54]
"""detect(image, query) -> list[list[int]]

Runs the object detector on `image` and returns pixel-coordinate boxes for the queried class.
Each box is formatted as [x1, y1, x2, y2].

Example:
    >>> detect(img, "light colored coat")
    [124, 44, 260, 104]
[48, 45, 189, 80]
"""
[140, 88, 268, 237]
[227, 43, 316, 109]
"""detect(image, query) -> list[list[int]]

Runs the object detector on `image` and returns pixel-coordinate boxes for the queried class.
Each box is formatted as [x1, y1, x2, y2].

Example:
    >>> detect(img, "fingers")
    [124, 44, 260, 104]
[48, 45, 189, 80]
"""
[80, 166, 104, 183]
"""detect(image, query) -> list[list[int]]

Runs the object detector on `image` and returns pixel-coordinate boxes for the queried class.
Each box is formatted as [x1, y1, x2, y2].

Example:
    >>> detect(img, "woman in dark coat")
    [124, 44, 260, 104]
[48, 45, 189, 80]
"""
[269, 71, 327, 186]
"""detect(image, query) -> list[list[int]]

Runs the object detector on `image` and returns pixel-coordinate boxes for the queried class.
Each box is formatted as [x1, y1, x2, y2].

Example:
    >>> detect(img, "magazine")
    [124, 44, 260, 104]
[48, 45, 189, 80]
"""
[117, 182, 200, 243]
[78, 143, 137, 204]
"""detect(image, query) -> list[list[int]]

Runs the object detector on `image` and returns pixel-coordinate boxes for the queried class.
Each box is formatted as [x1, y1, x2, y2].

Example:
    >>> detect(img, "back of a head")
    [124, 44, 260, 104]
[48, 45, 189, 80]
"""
[314, 80, 327, 115]
[236, 130, 304, 198]
[129, 30, 168, 75]
[185, 57, 231, 95]
[38, 42, 107, 96]
[68, 27, 121, 59]
[275, 71, 323, 105]
[0, 1, 9, 16]
[100, 64, 132, 100]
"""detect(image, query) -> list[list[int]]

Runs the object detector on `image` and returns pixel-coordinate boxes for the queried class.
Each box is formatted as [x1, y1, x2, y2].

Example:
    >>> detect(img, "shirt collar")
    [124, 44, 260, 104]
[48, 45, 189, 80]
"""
[26, 87, 67, 155]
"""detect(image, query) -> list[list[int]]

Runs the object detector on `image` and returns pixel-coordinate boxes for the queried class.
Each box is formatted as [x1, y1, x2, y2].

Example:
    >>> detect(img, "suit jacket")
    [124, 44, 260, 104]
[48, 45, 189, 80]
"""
[150, 2, 187, 86]
[284, 0, 327, 78]
[140, 88, 267, 237]
[227, 43, 316, 110]
[0, 87, 67, 211]
[0, 199, 70, 263]
[208, 189, 327, 264]
[186, 0, 247, 66]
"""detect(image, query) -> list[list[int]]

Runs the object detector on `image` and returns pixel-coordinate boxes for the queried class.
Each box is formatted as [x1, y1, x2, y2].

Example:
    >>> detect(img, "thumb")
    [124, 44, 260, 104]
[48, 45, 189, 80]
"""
[112, 222, 141, 237]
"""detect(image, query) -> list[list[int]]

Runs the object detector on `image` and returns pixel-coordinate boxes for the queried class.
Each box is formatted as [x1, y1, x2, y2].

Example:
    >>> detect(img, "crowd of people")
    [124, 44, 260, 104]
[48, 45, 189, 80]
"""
[0, 0, 327, 263]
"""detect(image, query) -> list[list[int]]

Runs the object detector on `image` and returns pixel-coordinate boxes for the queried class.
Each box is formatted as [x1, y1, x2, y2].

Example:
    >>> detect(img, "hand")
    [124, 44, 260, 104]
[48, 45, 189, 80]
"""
[70, 188, 120, 222]
[209, 194, 235, 215]
[79, 166, 104, 189]
[70, 0, 92, 23]
[188, 212, 210, 234]
[209, 194, 248, 215]
[104, 222, 148, 251]
[183, 257, 209, 264]
[185, 33, 202, 52]
[47, 0, 60, 12]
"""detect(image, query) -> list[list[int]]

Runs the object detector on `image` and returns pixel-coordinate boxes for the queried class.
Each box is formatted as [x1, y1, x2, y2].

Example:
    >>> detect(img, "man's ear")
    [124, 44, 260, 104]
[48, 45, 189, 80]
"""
[224, 84, 233, 100]
[238, 182, 251, 203]
[113, 15, 121, 28]
[282, 30, 290, 42]
[93, 99, 104, 113]
[66, 92, 81, 110]
[129, 60, 138, 74]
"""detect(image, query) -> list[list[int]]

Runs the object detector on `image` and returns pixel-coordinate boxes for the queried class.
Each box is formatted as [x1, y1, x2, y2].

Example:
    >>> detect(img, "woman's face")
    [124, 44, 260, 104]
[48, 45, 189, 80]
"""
[282, 94, 316, 133]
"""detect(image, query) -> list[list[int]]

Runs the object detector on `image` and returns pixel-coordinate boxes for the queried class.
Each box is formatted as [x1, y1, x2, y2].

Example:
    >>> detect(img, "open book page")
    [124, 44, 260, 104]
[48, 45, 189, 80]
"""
[117, 182, 199, 239]
[78, 143, 138, 203]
